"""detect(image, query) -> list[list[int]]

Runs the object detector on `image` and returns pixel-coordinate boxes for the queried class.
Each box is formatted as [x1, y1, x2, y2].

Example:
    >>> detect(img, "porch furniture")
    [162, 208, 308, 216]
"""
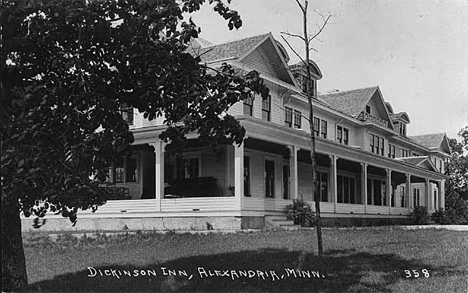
[165, 176, 223, 197]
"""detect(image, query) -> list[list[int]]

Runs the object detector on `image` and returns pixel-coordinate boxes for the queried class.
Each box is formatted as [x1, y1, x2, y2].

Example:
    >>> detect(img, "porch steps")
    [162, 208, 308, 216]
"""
[265, 216, 300, 230]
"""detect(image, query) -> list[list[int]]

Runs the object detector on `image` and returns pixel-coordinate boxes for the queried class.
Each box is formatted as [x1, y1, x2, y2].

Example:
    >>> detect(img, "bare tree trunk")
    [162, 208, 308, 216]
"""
[1, 201, 28, 291]
[301, 0, 323, 256]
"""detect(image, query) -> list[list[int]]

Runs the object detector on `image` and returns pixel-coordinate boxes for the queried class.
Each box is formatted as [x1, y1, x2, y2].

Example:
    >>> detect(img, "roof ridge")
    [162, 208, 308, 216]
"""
[318, 85, 379, 97]
[200, 32, 271, 48]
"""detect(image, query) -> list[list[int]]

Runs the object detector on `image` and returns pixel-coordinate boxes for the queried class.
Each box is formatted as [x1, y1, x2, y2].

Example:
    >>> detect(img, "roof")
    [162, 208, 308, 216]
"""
[318, 86, 379, 117]
[396, 156, 438, 172]
[192, 33, 270, 63]
[409, 133, 446, 149]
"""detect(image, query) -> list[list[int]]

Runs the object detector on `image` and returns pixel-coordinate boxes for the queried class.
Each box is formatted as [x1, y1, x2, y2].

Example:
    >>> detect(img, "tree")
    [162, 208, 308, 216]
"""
[280, 0, 331, 256]
[439, 126, 468, 224]
[1, 0, 269, 290]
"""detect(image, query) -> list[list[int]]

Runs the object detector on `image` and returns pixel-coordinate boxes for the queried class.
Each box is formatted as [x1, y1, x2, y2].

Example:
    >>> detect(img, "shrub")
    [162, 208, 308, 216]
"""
[285, 197, 316, 227]
[410, 206, 430, 225]
[432, 208, 468, 225]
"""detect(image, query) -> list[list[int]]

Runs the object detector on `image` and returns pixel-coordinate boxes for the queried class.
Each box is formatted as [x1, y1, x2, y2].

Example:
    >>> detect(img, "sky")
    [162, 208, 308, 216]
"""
[190, 0, 468, 139]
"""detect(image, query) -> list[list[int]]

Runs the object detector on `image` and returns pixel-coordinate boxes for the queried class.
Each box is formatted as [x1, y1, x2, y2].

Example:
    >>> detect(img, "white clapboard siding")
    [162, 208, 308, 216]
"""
[80, 199, 158, 215]
[335, 203, 366, 214]
[242, 197, 265, 211]
[366, 205, 390, 215]
[274, 199, 291, 212]
[390, 207, 411, 215]
[161, 197, 236, 212]
[306, 201, 336, 213]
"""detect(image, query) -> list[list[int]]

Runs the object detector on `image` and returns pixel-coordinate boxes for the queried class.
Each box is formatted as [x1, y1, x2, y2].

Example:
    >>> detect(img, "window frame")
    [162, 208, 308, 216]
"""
[243, 94, 254, 116]
[262, 95, 271, 121]
[293, 110, 302, 128]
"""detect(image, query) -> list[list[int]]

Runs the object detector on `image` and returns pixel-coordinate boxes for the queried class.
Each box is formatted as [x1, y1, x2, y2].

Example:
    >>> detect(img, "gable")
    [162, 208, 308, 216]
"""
[239, 34, 296, 85]
[366, 89, 394, 130]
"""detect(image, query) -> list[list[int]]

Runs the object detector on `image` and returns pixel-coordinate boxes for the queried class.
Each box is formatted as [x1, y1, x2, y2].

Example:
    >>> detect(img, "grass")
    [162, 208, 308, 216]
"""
[24, 227, 468, 292]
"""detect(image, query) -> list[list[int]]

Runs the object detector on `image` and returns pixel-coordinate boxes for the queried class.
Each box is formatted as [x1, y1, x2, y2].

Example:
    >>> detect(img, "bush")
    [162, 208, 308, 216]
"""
[432, 208, 468, 225]
[410, 206, 430, 225]
[285, 197, 316, 227]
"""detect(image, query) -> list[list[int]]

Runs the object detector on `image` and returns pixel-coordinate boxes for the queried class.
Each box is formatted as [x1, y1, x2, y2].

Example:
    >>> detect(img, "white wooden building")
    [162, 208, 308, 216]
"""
[23, 33, 450, 231]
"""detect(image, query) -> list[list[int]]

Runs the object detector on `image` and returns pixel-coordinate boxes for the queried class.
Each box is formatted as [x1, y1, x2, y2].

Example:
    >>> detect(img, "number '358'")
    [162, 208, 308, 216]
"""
[404, 269, 430, 278]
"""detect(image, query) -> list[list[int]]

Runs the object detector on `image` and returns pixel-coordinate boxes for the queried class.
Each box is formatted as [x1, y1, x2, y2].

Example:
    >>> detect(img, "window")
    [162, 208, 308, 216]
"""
[366, 105, 371, 114]
[413, 188, 420, 207]
[262, 96, 271, 121]
[244, 156, 250, 197]
[293, 110, 301, 128]
[388, 144, 396, 158]
[412, 152, 420, 157]
[313, 117, 320, 136]
[320, 120, 328, 139]
[243, 94, 254, 116]
[370, 134, 384, 155]
[401, 149, 408, 157]
[367, 178, 386, 206]
[112, 156, 138, 183]
[317, 171, 329, 202]
[434, 190, 438, 209]
[337, 174, 356, 203]
[283, 164, 289, 199]
[120, 104, 134, 125]
[399, 123, 406, 136]
[400, 186, 406, 207]
[176, 156, 200, 179]
[337, 126, 349, 145]
[285, 107, 293, 127]
[265, 159, 275, 197]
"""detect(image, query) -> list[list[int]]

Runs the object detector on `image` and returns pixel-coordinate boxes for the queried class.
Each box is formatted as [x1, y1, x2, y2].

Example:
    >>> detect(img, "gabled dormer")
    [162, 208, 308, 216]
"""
[289, 60, 323, 98]
[392, 112, 410, 137]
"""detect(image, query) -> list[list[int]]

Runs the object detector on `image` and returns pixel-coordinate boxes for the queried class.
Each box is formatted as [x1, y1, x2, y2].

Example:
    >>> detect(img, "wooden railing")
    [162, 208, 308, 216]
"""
[357, 111, 388, 128]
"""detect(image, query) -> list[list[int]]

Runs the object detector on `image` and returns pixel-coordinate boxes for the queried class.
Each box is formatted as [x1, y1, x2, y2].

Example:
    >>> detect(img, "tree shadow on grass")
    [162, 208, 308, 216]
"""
[27, 249, 442, 293]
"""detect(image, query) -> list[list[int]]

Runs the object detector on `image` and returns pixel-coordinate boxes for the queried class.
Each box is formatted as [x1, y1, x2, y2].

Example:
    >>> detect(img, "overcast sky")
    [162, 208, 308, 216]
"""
[191, 0, 468, 139]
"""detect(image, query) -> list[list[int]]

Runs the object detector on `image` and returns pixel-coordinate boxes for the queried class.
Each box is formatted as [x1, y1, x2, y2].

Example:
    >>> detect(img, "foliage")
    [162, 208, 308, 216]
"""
[285, 197, 316, 227]
[410, 206, 430, 225]
[1, 0, 269, 290]
[440, 126, 468, 225]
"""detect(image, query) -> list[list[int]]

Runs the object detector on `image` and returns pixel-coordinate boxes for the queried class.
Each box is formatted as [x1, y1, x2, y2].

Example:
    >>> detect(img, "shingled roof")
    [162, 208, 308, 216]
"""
[318, 86, 379, 117]
[192, 33, 270, 63]
[409, 133, 446, 149]
[396, 156, 438, 171]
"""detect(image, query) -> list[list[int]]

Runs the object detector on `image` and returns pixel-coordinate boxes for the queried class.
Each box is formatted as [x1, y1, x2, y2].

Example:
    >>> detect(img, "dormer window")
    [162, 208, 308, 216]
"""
[366, 105, 371, 114]
[399, 123, 406, 136]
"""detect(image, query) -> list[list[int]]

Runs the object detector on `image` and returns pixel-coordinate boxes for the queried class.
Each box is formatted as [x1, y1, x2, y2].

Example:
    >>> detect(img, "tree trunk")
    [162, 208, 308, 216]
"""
[302, 0, 324, 256]
[1, 202, 28, 291]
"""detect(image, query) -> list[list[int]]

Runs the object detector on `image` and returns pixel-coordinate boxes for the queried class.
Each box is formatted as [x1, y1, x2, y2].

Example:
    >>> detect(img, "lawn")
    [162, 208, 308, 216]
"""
[24, 227, 468, 292]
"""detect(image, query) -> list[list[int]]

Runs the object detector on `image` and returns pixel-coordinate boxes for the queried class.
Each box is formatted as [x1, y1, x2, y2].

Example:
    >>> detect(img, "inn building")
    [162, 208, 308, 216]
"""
[23, 33, 451, 231]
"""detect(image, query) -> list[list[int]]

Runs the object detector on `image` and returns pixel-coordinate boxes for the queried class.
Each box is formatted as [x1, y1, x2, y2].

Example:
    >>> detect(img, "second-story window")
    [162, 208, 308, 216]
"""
[313, 117, 320, 136]
[262, 96, 271, 121]
[401, 149, 408, 157]
[337, 126, 349, 145]
[370, 134, 384, 155]
[320, 120, 328, 138]
[388, 144, 395, 158]
[243, 94, 254, 116]
[285, 107, 293, 127]
[120, 104, 134, 125]
[293, 110, 302, 128]
[366, 105, 371, 114]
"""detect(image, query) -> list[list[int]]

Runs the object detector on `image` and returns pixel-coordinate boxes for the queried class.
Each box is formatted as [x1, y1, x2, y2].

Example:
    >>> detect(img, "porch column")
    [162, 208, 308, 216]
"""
[234, 143, 244, 210]
[425, 178, 430, 210]
[288, 145, 299, 199]
[406, 174, 411, 211]
[361, 163, 367, 214]
[329, 155, 337, 213]
[440, 179, 445, 210]
[150, 140, 164, 211]
[386, 169, 392, 214]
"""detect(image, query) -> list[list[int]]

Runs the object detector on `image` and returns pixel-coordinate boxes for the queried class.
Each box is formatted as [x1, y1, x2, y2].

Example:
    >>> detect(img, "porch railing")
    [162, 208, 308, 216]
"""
[357, 111, 388, 128]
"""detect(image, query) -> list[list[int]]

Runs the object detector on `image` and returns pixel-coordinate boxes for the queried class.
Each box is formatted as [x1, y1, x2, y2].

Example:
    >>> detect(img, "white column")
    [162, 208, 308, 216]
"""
[386, 169, 392, 214]
[425, 178, 430, 210]
[150, 140, 165, 211]
[234, 143, 244, 210]
[406, 174, 412, 211]
[361, 163, 367, 214]
[329, 155, 337, 213]
[288, 145, 299, 199]
[440, 179, 445, 210]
